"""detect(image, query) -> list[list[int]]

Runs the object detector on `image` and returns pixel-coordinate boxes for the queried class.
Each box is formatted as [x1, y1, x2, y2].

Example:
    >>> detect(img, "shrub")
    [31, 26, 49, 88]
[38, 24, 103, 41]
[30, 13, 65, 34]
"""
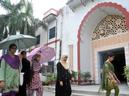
[80, 72, 91, 81]
[43, 73, 56, 85]
[71, 71, 78, 80]
[124, 66, 129, 81]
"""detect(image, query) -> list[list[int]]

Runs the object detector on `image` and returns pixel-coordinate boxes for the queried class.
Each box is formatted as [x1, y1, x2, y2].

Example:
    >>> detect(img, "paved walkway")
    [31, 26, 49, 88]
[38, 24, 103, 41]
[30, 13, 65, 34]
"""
[44, 84, 129, 96]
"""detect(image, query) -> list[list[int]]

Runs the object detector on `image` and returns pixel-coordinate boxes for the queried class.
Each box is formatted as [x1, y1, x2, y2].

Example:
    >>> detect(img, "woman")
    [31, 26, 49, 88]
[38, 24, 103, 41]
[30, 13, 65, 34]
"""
[101, 52, 120, 96]
[28, 54, 43, 96]
[55, 55, 72, 96]
[0, 43, 20, 96]
[19, 51, 31, 96]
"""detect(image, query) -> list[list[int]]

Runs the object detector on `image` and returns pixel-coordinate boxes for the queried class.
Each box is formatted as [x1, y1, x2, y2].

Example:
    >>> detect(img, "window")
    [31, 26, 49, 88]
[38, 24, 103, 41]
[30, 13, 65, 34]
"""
[47, 61, 54, 73]
[49, 27, 56, 39]
[41, 61, 54, 74]
[36, 35, 40, 44]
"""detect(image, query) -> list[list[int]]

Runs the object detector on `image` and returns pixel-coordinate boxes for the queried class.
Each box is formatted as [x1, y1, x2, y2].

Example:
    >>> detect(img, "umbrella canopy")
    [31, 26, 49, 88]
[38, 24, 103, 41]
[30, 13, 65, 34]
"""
[0, 34, 37, 49]
[27, 46, 56, 64]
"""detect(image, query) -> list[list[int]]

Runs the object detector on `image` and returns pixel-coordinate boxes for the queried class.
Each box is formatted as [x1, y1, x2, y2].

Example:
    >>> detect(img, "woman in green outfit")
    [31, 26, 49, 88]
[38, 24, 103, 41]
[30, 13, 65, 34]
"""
[101, 52, 120, 96]
[0, 44, 20, 96]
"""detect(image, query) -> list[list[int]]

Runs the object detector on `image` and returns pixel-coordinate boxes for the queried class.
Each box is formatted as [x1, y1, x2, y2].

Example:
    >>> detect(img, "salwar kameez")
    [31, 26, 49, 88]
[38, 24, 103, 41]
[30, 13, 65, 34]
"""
[28, 60, 43, 96]
[0, 54, 20, 96]
[101, 61, 119, 96]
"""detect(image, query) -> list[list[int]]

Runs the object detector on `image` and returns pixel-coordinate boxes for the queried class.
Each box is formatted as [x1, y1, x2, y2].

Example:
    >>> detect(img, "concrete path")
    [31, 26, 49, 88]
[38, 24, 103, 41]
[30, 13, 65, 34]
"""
[44, 84, 129, 96]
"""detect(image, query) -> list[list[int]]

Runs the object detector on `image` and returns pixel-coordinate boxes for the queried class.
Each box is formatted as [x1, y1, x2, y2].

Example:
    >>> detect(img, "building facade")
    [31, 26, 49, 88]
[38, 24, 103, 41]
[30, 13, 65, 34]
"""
[36, 0, 129, 84]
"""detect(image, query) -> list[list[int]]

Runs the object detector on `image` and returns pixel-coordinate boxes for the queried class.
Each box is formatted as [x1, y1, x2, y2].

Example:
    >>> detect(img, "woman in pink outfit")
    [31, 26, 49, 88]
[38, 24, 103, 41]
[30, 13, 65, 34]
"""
[28, 54, 43, 96]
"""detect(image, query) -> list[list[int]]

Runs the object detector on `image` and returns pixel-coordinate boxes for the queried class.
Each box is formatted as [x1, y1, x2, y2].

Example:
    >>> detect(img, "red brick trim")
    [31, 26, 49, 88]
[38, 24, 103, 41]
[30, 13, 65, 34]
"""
[44, 39, 61, 46]
[44, 8, 59, 15]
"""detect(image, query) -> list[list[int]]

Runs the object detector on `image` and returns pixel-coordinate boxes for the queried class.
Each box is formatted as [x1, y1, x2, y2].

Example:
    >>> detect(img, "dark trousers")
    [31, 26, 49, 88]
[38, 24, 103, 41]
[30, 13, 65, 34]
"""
[18, 82, 27, 96]
[18, 74, 29, 96]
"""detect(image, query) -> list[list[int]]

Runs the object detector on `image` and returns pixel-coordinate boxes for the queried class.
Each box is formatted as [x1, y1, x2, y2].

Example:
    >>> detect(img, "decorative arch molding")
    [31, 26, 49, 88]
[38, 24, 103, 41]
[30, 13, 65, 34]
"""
[92, 15, 128, 40]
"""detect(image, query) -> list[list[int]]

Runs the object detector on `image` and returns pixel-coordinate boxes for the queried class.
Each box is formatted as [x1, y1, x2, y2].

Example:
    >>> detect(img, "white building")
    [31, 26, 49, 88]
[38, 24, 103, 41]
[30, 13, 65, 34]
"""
[36, 0, 129, 84]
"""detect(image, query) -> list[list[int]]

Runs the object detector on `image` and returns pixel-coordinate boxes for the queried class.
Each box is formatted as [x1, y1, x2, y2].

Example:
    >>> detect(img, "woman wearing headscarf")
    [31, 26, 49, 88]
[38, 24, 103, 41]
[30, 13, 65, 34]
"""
[0, 44, 20, 96]
[55, 55, 72, 96]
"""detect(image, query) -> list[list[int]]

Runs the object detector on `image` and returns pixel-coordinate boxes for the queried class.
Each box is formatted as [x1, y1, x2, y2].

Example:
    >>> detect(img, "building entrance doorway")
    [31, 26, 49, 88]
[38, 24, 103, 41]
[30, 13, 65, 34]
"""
[99, 48, 127, 83]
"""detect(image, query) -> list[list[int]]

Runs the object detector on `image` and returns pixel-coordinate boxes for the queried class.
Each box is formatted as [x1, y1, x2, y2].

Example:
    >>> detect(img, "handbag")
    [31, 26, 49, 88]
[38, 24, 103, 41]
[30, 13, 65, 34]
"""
[20, 73, 24, 86]
[19, 60, 23, 86]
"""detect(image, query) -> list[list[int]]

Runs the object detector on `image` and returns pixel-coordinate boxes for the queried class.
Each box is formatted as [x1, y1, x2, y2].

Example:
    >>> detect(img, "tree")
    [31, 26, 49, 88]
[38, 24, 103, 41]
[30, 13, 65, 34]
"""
[0, 0, 35, 40]
[33, 18, 47, 30]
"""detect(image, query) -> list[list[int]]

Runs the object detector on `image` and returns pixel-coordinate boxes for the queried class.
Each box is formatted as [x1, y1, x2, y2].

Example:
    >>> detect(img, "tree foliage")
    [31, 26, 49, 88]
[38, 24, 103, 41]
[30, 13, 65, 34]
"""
[0, 0, 47, 41]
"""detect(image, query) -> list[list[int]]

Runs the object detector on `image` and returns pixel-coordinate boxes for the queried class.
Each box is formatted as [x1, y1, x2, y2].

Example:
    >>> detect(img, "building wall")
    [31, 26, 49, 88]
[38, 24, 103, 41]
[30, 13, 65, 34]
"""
[35, 27, 47, 46]
[38, 0, 129, 76]
[47, 20, 57, 42]
[47, 20, 61, 62]
[59, 0, 129, 72]
[60, 0, 101, 72]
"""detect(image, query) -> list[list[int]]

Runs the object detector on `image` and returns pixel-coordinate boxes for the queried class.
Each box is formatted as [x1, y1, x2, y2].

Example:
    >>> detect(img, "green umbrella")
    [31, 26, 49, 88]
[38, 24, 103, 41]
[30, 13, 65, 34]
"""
[0, 34, 37, 49]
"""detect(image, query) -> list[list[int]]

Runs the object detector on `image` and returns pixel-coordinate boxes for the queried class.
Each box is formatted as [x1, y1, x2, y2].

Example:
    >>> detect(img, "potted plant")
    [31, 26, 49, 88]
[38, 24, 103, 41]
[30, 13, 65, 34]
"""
[124, 66, 129, 85]
[71, 71, 78, 80]
[80, 72, 91, 84]
[43, 73, 57, 86]
[83, 72, 91, 82]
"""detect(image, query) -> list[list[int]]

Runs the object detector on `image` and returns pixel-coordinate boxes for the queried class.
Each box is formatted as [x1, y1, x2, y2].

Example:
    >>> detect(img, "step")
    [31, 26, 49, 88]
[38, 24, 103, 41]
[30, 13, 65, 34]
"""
[72, 93, 97, 96]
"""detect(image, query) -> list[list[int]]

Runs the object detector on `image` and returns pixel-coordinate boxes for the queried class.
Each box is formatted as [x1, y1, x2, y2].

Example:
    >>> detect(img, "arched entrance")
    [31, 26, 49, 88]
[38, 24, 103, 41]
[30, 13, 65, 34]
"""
[93, 15, 128, 83]
[77, 2, 129, 84]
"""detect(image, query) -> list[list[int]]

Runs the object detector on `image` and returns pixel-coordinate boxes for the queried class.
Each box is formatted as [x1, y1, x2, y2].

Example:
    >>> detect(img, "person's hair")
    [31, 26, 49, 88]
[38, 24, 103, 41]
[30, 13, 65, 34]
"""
[9, 43, 17, 50]
[21, 51, 26, 55]
[61, 55, 68, 59]
[32, 54, 41, 61]
[107, 52, 114, 58]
